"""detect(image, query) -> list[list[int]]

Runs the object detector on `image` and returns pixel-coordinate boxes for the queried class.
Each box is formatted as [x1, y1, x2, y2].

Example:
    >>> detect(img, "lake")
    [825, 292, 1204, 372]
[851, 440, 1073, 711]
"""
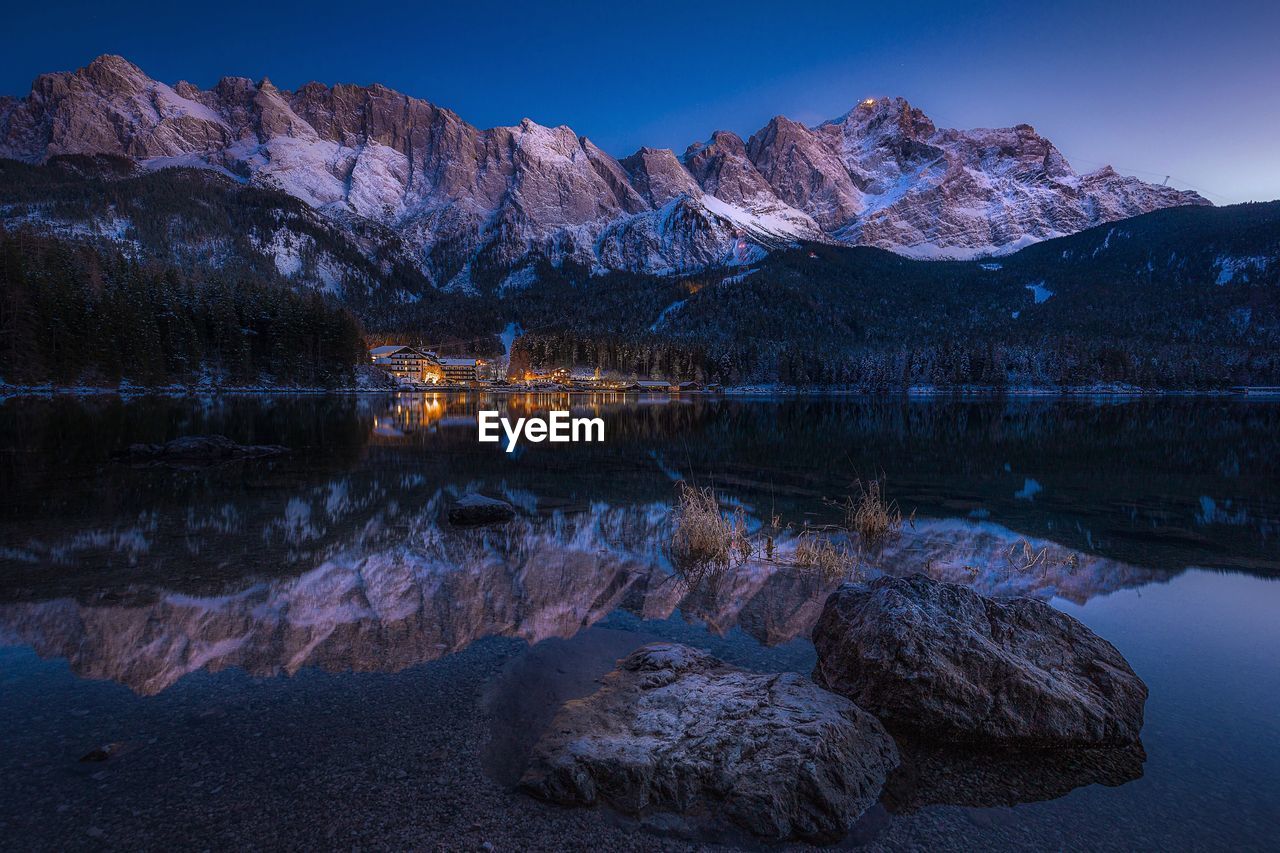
[1, 393, 1277, 850]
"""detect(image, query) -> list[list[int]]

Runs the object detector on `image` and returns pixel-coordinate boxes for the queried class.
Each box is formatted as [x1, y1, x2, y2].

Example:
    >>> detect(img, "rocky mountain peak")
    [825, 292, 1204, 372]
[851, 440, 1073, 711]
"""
[0, 55, 1210, 281]
[830, 96, 937, 139]
[747, 115, 863, 229]
[80, 54, 150, 92]
[682, 130, 780, 208]
[620, 146, 701, 207]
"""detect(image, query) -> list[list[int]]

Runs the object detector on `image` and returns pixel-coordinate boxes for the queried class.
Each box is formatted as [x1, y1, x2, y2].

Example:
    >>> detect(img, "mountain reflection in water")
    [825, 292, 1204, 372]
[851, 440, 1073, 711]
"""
[1, 393, 1276, 697]
[0, 497, 1165, 695]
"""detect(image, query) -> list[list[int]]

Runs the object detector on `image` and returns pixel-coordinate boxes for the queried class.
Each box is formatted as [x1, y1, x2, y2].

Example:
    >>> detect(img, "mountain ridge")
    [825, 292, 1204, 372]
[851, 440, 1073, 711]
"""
[1, 154, 1275, 391]
[0, 55, 1207, 288]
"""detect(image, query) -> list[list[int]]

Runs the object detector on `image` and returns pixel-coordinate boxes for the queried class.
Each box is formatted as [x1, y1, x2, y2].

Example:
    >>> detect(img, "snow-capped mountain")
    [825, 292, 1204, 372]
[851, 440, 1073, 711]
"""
[0, 55, 1207, 287]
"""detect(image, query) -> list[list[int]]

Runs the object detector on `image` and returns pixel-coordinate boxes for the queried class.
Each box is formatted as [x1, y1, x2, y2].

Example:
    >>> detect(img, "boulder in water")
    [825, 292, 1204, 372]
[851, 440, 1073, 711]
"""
[520, 642, 899, 843]
[811, 574, 1148, 747]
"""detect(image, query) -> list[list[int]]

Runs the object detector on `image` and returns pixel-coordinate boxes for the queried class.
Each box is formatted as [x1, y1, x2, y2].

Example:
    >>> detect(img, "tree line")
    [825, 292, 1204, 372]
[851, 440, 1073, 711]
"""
[509, 327, 1280, 390]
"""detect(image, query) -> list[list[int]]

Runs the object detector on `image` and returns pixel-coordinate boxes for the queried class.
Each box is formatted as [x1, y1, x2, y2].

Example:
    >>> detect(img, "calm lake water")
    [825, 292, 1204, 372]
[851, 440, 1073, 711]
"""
[0, 393, 1277, 851]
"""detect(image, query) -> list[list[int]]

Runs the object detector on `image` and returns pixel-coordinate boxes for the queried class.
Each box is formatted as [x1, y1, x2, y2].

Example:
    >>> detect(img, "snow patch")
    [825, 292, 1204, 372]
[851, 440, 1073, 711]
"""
[142, 154, 247, 183]
[444, 263, 477, 295]
[1214, 255, 1270, 285]
[698, 194, 812, 242]
[720, 268, 759, 285]
[1025, 281, 1054, 304]
[649, 299, 687, 332]
[1091, 227, 1116, 256]
[1014, 478, 1042, 501]
[499, 322, 523, 355]
[152, 82, 229, 127]
[889, 234, 1052, 261]
[499, 265, 539, 294]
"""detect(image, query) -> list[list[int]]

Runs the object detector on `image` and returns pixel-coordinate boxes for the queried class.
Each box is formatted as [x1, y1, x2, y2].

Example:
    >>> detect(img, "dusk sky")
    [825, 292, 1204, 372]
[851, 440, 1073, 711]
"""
[4, 0, 1277, 204]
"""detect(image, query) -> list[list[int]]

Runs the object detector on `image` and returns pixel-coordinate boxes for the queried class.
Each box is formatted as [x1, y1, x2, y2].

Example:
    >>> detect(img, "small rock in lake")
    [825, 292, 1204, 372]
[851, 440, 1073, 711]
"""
[448, 494, 516, 526]
[812, 573, 1148, 747]
[79, 742, 130, 762]
[519, 642, 899, 843]
[118, 435, 288, 465]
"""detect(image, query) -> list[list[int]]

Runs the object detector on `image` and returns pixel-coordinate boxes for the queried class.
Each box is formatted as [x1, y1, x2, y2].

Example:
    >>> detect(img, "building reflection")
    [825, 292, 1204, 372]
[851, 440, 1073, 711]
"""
[371, 394, 449, 437]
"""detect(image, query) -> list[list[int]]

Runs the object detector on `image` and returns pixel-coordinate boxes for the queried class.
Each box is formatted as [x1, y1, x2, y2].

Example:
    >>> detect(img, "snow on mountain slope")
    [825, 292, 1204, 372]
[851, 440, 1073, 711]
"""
[798, 98, 1205, 259]
[595, 194, 785, 275]
[0, 56, 1208, 287]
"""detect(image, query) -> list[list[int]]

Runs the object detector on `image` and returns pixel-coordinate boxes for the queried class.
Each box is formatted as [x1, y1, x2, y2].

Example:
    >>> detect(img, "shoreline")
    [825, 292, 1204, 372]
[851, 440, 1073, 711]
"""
[2, 383, 1275, 400]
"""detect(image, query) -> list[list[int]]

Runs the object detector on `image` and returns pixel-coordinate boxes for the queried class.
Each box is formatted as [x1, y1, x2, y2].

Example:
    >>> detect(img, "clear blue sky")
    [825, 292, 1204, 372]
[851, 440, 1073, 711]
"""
[4, 0, 1277, 203]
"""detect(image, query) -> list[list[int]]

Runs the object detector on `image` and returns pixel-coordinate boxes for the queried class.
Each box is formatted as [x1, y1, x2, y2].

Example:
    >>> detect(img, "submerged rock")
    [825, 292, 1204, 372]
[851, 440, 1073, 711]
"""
[811, 574, 1147, 747]
[519, 642, 899, 843]
[447, 494, 515, 526]
[119, 435, 288, 464]
[78, 741, 138, 762]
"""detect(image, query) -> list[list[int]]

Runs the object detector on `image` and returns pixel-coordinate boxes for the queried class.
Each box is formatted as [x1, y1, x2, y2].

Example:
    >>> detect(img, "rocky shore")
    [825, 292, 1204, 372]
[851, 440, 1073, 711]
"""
[518, 573, 1148, 843]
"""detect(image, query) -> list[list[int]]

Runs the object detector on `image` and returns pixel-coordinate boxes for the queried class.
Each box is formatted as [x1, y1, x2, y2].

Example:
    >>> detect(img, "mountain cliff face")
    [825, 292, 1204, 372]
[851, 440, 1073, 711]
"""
[0, 55, 1207, 288]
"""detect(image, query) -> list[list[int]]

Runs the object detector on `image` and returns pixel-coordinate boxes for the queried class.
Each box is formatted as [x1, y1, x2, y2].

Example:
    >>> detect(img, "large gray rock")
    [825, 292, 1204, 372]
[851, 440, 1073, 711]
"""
[812, 574, 1147, 747]
[519, 642, 899, 843]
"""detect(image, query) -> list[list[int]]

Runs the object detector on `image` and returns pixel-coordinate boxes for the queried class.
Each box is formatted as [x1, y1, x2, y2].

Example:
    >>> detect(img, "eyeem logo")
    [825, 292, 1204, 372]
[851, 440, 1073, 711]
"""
[478, 410, 604, 452]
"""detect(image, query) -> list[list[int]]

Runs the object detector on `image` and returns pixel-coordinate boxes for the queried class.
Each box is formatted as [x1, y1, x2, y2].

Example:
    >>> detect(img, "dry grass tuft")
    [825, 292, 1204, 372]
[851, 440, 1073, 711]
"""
[667, 481, 900, 586]
[667, 482, 752, 580]
[792, 533, 858, 581]
[842, 478, 911, 543]
[1005, 538, 1081, 575]
[1006, 538, 1049, 572]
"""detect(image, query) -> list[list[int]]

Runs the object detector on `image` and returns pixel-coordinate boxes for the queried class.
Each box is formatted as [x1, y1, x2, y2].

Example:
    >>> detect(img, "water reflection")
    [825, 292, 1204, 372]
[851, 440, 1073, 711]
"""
[3, 394, 1276, 595]
[0, 498, 1166, 695]
[1, 393, 1277, 693]
[883, 739, 1147, 813]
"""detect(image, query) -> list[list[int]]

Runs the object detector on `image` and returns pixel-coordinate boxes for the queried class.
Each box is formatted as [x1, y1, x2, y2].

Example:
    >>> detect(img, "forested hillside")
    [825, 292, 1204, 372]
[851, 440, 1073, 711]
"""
[507, 203, 1280, 388]
[0, 231, 365, 387]
[0, 157, 511, 355]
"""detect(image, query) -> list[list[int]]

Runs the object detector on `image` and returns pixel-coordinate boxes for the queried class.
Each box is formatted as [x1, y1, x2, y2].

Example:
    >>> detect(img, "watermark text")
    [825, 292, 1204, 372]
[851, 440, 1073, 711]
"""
[478, 410, 604, 452]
